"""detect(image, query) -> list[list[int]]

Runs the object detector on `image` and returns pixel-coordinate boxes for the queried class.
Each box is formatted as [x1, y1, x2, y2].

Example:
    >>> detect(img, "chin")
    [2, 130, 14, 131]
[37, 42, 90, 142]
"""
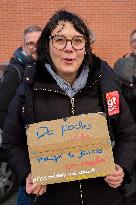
[64, 65, 78, 71]
[32, 56, 37, 60]
[64, 69, 78, 74]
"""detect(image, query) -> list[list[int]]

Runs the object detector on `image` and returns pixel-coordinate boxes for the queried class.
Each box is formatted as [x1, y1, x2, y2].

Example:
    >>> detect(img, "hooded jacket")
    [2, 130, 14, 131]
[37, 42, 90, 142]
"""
[0, 47, 35, 129]
[3, 54, 136, 205]
[114, 54, 136, 121]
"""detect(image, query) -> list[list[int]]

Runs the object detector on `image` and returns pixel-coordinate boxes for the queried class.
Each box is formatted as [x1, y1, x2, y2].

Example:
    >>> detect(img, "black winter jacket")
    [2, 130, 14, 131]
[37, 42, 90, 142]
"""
[3, 55, 136, 205]
[0, 48, 34, 129]
[114, 54, 136, 121]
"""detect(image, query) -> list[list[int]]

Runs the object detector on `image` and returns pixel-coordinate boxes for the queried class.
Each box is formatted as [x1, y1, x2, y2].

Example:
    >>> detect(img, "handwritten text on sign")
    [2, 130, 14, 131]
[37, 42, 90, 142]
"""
[27, 113, 115, 185]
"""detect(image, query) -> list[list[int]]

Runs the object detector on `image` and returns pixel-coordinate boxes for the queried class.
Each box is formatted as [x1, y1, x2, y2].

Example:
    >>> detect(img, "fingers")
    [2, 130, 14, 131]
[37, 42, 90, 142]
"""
[32, 185, 47, 195]
[38, 186, 47, 195]
[26, 183, 38, 194]
[104, 177, 123, 188]
[26, 183, 47, 195]
[104, 164, 124, 188]
[114, 164, 124, 176]
[26, 172, 47, 195]
[105, 174, 123, 182]
[26, 173, 37, 194]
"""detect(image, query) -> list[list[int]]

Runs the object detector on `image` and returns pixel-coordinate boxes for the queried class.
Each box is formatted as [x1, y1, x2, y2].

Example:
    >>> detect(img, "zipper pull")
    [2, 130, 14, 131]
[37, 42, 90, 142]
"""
[34, 195, 38, 203]
[71, 97, 75, 115]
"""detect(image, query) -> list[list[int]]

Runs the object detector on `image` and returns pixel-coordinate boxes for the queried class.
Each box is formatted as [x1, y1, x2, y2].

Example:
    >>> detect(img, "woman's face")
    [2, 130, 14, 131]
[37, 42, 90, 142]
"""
[49, 21, 86, 80]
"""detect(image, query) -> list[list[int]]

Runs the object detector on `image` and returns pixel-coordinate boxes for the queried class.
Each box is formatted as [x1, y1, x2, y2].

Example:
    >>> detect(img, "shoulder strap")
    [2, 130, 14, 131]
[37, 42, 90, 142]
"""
[9, 63, 24, 83]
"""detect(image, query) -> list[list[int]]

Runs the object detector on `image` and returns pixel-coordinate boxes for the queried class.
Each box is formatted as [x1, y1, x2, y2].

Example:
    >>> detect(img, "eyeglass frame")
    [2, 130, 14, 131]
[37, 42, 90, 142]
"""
[25, 41, 37, 50]
[131, 39, 136, 44]
[49, 35, 87, 50]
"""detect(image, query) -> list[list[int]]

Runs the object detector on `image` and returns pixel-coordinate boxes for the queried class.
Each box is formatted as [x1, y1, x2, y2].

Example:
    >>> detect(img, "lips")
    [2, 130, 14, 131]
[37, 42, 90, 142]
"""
[63, 58, 75, 64]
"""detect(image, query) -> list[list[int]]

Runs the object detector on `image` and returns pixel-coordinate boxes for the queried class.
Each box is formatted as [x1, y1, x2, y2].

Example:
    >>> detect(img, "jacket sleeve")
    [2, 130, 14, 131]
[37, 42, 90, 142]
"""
[102, 61, 136, 177]
[114, 58, 125, 80]
[113, 92, 136, 176]
[2, 84, 31, 185]
[0, 68, 20, 129]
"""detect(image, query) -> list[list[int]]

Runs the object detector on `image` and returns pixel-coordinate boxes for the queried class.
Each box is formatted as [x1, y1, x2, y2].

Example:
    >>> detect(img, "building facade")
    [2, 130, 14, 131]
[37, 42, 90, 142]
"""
[0, 0, 136, 66]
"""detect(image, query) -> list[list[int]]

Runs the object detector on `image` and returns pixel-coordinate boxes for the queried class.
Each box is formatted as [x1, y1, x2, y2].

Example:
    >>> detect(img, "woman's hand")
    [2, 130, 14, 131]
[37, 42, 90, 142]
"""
[104, 164, 124, 188]
[26, 173, 47, 195]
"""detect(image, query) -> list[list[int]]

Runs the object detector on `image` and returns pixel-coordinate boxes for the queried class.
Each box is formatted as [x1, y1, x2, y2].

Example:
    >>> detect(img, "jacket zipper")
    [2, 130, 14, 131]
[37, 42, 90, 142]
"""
[70, 97, 84, 204]
[33, 74, 102, 204]
[70, 74, 102, 205]
[70, 97, 75, 115]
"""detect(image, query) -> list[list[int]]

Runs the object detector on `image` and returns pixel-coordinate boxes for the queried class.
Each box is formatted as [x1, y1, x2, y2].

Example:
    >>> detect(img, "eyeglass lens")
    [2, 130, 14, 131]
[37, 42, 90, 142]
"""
[51, 35, 85, 50]
[26, 42, 36, 49]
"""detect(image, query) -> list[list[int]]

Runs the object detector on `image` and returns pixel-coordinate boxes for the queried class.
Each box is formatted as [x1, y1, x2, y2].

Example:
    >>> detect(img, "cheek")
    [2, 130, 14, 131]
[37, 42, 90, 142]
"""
[49, 45, 61, 65]
[49, 45, 58, 60]
[77, 50, 86, 64]
[25, 47, 31, 56]
[132, 42, 136, 48]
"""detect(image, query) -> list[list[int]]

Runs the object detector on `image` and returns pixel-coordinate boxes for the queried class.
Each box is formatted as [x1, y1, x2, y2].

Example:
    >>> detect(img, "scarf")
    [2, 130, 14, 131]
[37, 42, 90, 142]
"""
[45, 63, 89, 98]
[13, 47, 35, 66]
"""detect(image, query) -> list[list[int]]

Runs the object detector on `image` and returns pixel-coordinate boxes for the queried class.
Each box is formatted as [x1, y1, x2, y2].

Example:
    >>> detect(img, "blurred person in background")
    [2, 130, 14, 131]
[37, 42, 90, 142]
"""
[0, 25, 42, 130]
[0, 62, 8, 82]
[114, 29, 136, 121]
[114, 29, 136, 205]
[0, 25, 42, 205]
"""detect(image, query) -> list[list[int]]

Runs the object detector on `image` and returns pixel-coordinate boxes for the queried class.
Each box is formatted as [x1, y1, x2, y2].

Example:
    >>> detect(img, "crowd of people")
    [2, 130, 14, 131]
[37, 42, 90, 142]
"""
[0, 9, 136, 205]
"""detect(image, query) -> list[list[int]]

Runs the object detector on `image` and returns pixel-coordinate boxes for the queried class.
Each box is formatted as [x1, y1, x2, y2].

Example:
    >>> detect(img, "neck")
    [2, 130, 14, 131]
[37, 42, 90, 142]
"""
[57, 72, 77, 85]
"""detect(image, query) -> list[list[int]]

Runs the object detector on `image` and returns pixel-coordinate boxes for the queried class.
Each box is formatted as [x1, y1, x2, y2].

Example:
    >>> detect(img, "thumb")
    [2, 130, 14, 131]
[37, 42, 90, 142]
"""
[26, 183, 38, 194]
[115, 164, 122, 171]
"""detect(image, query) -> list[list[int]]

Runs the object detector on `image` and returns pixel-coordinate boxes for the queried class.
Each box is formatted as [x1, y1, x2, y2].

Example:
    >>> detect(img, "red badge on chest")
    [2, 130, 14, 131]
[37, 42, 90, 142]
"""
[106, 91, 119, 116]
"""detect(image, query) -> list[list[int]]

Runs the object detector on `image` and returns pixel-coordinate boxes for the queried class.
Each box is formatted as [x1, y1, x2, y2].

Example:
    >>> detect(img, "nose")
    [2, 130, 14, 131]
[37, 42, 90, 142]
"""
[64, 40, 73, 51]
[32, 46, 37, 51]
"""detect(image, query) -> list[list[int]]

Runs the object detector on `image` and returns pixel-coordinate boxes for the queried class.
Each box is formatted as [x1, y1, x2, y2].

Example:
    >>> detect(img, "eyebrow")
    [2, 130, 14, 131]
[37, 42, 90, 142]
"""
[25, 41, 37, 44]
[52, 34, 84, 38]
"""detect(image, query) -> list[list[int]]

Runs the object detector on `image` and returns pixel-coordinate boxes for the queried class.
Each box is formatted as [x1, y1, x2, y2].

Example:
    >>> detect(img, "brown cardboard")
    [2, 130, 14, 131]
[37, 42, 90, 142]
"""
[26, 113, 115, 185]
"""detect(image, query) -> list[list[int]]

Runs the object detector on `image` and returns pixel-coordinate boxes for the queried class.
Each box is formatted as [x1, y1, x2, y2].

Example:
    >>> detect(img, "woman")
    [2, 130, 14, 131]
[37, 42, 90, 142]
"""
[3, 10, 136, 205]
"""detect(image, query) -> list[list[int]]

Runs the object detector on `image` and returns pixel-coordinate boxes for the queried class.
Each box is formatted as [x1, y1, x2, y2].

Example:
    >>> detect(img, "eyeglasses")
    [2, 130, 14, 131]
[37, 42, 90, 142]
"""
[25, 41, 37, 50]
[131, 39, 136, 43]
[49, 35, 86, 50]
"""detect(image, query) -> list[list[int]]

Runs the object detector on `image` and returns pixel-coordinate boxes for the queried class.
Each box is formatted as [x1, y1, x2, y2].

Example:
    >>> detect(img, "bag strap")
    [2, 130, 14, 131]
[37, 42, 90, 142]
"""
[9, 63, 24, 83]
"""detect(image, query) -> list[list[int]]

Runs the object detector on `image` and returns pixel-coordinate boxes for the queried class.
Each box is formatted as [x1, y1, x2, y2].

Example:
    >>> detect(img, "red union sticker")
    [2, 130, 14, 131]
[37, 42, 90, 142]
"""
[106, 91, 119, 116]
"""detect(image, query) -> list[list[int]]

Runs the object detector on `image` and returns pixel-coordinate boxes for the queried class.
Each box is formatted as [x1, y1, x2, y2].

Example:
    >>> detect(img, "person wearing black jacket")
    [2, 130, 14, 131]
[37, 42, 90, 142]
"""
[114, 29, 136, 121]
[0, 25, 42, 205]
[0, 25, 42, 130]
[114, 29, 136, 205]
[3, 10, 136, 205]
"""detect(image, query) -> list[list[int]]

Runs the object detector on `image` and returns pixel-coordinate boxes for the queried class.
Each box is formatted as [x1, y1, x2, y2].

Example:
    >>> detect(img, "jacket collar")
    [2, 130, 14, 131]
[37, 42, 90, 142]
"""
[24, 54, 102, 92]
[10, 47, 35, 67]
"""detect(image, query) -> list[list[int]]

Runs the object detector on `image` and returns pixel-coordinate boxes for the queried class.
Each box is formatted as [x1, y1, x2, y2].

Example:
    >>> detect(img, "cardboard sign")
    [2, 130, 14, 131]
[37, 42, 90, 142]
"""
[26, 113, 115, 185]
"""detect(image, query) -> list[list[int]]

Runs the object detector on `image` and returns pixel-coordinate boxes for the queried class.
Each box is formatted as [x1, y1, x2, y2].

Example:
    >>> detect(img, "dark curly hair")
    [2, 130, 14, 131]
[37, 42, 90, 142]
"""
[36, 9, 92, 69]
